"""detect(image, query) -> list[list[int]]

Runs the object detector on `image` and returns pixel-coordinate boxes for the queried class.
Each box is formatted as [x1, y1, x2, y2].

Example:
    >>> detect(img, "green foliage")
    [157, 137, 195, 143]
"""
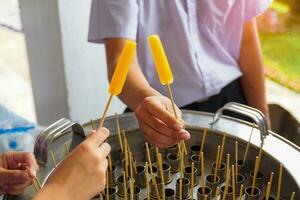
[260, 31, 300, 91]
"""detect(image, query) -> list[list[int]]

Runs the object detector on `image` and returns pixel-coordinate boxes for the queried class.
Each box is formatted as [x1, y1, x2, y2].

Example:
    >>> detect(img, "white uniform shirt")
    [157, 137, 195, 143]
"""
[88, 0, 271, 107]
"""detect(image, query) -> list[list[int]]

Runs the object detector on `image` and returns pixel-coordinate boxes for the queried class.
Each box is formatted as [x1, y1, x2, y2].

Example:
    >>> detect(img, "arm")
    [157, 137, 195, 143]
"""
[239, 19, 271, 128]
[105, 38, 190, 147]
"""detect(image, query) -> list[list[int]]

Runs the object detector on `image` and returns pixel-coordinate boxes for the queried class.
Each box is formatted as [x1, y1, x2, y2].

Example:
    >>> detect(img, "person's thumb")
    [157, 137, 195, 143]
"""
[0, 168, 29, 185]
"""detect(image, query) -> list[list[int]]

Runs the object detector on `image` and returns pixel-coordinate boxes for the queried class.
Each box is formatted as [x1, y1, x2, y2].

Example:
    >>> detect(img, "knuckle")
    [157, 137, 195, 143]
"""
[78, 143, 93, 154]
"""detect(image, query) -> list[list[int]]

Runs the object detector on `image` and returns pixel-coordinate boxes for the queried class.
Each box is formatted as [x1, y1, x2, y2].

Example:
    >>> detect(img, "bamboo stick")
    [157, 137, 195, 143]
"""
[231, 165, 236, 200]
[276, 164, 283, 200]
[49, 151, 57, 167]
[243, 124, 254, 164]
[166, 84, 187, 156]
[200, 129, 207, 153]
[179, 179, 182, 200]
[266, 182, 271, 200]
[106, 170, 109, 200]
[251, 156, 259, 195]
[115, 113, 123, 152]
[64, 143, 69, 156]
[290, 192, 295, 200]
[200, 152, 205, 194]
[214, 145, 221, 182]
[204, 194, 207, 200]
[238, 184, 243, 200]
[32, 178, 39, 192]
[266, 172, 274, 200]
[222, 154, 230, 200]
[123, 171, 127, 200]
[130, 178, 134, 200]
[162, 182, 166, 200]
[145, 162, 150, 200]
[218, 134, 227, 169]
[98, 94, 113, 128]
[214, 186, 219, 200]
[191, 162, 195, 200]
[108, 154, 112, 172]
[100, 193, 103, 200]
[145, 142, 160, 199]
[235, 141, 238, 179]
[124, 135, 128, 178]
[158, 153, 165, 185]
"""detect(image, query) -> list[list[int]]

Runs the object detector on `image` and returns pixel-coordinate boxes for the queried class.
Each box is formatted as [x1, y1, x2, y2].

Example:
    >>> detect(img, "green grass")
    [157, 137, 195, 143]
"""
[260, 31, 300, 92]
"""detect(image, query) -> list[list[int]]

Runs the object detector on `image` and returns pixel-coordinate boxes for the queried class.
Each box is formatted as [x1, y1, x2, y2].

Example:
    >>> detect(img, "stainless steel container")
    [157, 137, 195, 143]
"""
[4, 103, 300, 200]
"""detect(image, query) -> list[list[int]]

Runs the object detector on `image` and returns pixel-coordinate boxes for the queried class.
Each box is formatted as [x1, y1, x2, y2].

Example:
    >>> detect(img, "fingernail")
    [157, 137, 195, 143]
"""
[179, 131, 190, 140]
[31, 170, 37, 177]
[173, 123, 183, 130]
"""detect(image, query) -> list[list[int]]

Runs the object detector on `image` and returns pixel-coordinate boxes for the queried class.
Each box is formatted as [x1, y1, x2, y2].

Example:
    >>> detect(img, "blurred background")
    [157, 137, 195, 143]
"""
[0, 0, 299, 134]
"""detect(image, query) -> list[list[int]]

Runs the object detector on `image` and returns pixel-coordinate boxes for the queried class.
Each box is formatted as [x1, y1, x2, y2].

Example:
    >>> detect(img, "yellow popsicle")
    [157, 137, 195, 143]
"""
[108, 40, 136, 95]
[148, 35, 173, 85]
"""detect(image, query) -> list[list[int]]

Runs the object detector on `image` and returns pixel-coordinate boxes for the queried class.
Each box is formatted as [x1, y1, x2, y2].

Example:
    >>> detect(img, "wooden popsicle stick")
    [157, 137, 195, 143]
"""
[145, 162, 150, 200]
[222, 168, 231, 200]
[122, 171, 127, 200]
[99, 193, 103, 200]
[251, 156, 259, 195]
[162, 182, 166, 200]
[124, 135, 129, 178]
[200, 129, 207, 153]
[269, 172, 274, 186]
[145, 142, 160, 199]
[129, 151, 133, 179]
[98, 94, 113, 128]
[266, 171, 274, 200]
[179, 149, 183, 200]
[166, 84, 178, 119]
[166, 84, 187, 155]
[108, 154, 112, 172]
[238, 184, 243, 200]
[49, 151, 57, 167]
[64, 143, 69, 156]
[235, 141, 238, 179]
[290, 192, 295, 200]
[32, 178, 39, 192]
[214, 145, 221, 182]
[130, 178, 134, 200]
[200, 152, 205, 194]
[277, 164, 283, 200]
[115, 113, 123, 152]
[191, 162, 195, 200]
[218, 134, 227, 169]
[266, 182, 271, 200]
[106, 170, 109, 200]
[231, 165, 236, 200]
[155, 147, 160, 164]
[243, 124, 254, 164]
[222, 154, 230, 200]
[179, 179, 182, 200]
[214, 186, 219, 199]
[36, 177, 42, 189]
[158, 153, 165, 184]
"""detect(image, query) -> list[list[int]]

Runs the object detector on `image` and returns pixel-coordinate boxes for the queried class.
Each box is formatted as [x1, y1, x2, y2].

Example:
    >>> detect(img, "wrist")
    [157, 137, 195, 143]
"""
[34, 183, 72, 200]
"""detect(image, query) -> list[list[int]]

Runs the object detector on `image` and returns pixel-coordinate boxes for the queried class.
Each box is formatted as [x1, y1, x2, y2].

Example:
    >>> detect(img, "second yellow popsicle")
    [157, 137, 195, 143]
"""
[148, 35, 174, 85]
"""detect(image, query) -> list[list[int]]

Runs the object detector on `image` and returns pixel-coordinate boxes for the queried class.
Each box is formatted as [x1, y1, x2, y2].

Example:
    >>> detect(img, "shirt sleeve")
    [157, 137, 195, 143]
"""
[88, 0, 139, 43]
[244, 0, 272, 22]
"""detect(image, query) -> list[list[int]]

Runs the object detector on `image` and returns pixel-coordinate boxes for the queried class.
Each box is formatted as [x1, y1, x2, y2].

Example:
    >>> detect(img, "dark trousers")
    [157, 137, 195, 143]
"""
[125, 78, 248, 119]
